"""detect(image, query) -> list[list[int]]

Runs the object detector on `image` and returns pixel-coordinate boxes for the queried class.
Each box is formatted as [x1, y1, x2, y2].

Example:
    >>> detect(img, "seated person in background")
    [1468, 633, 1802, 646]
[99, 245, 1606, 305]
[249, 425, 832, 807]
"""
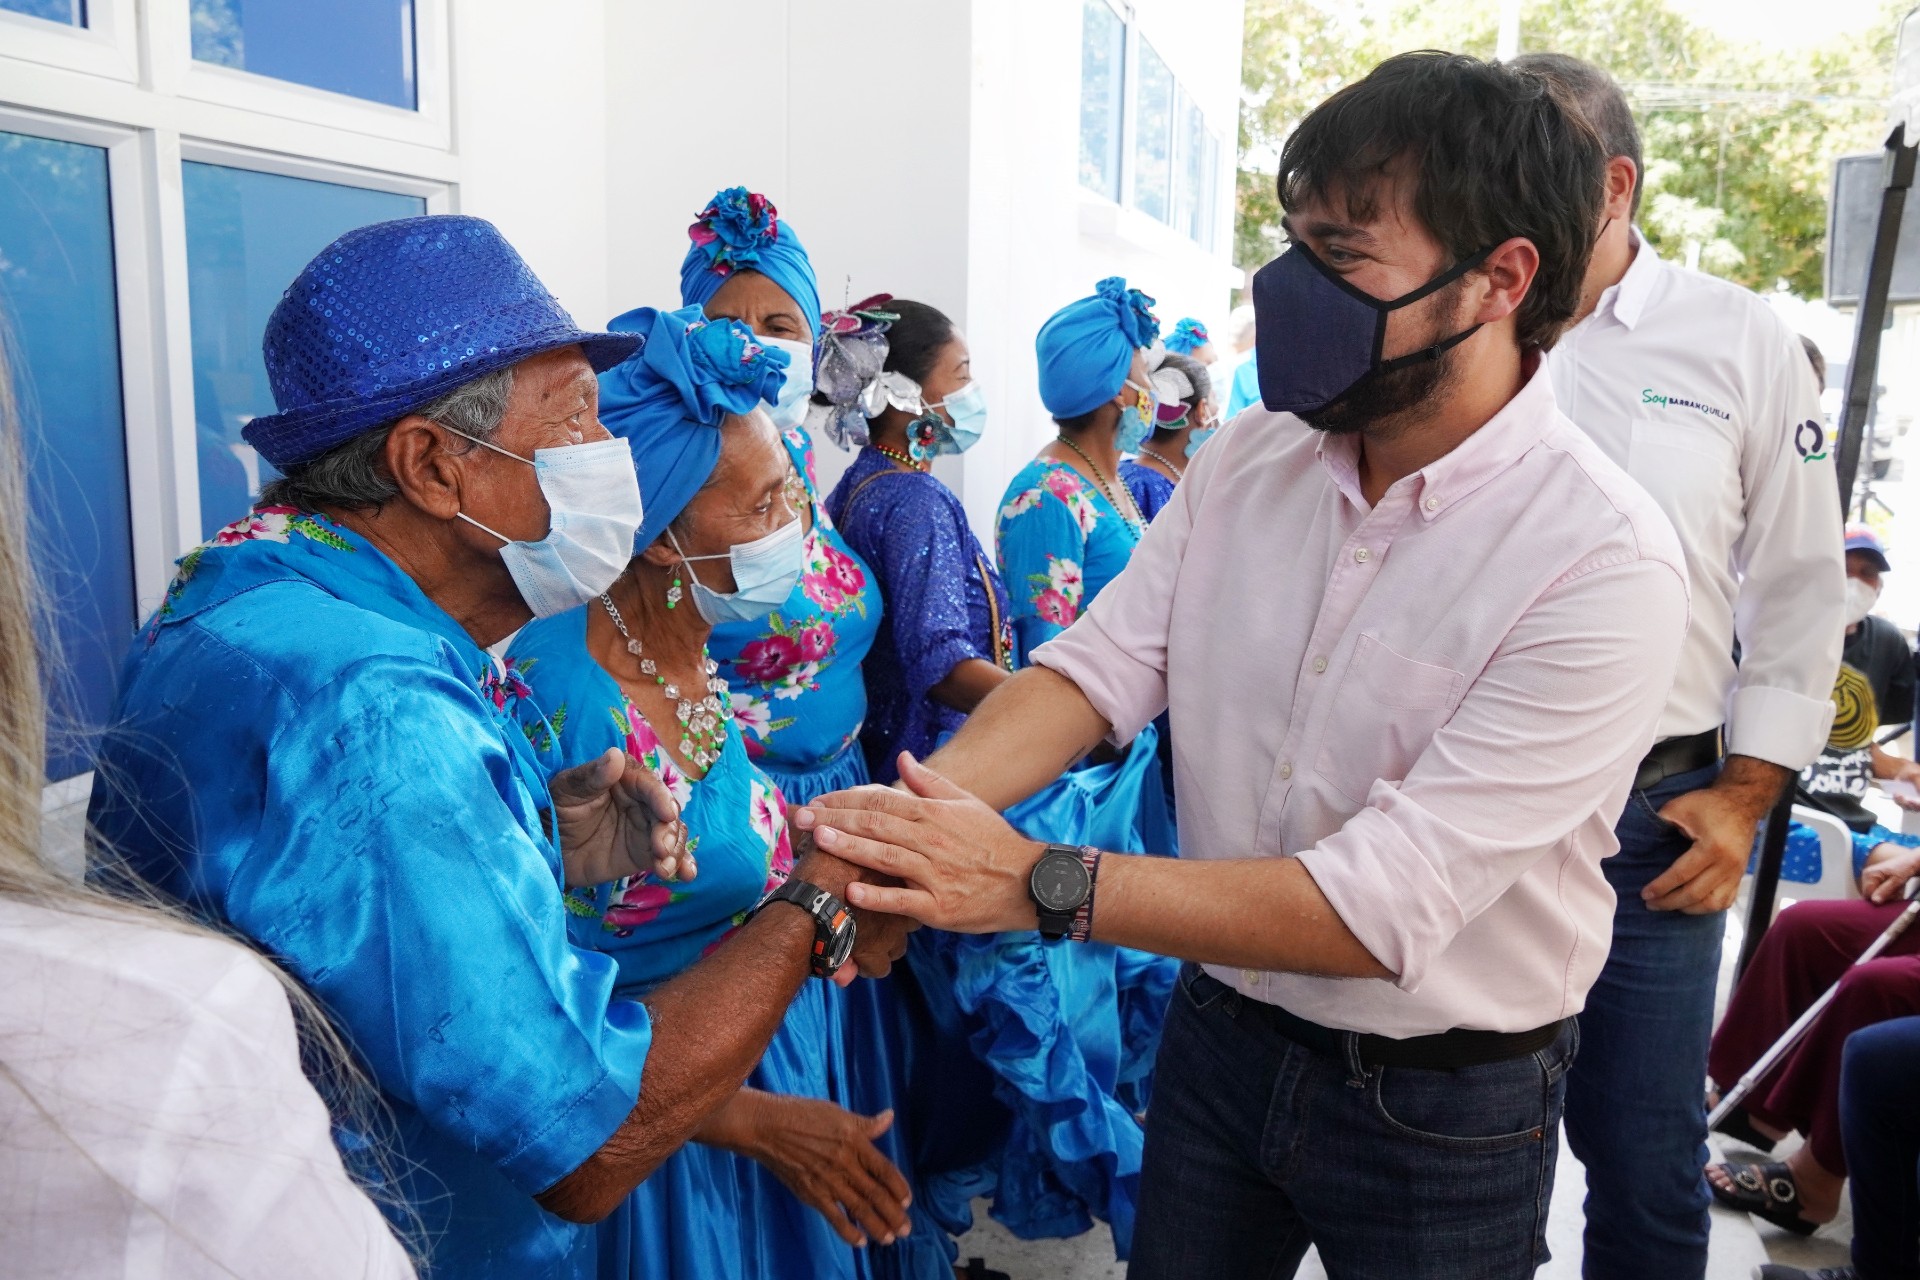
[1704, 847, 1920, 1237]
[1119, 350, 1215, 524]
[506, 303, 915, 1280]
[1759, 1016, 1920, 1280]
[86, 216, 902, 1278]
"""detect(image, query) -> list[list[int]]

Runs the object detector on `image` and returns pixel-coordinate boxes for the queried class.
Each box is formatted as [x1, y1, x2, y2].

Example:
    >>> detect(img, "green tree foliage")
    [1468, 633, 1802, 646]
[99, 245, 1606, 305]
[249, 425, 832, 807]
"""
[1237, 0, 1900, 297]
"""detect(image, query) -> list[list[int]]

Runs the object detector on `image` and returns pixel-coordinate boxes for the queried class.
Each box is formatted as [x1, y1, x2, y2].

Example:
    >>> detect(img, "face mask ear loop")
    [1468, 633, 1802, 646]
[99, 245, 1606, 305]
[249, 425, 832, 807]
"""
[456, 511, 513, 545]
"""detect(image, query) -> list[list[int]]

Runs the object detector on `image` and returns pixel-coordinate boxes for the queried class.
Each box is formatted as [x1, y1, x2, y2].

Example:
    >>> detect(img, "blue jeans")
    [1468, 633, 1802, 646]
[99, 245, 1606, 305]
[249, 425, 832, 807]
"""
[1129, 965, 1574, 1279]
[1563, 760, 1726, 1280]
[1842, 1016, 1920, 1279]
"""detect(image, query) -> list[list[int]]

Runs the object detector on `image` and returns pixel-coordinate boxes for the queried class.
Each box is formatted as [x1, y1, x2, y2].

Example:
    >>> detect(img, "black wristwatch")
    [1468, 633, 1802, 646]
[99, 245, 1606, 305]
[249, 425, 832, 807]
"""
[752, 879, 856, 979]
[1029, 843, 1096, 942]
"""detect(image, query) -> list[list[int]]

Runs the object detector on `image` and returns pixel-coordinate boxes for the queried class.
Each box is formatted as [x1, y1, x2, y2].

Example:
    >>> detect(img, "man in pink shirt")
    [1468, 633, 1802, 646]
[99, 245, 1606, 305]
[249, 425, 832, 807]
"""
[796, 53, 1688, 1277]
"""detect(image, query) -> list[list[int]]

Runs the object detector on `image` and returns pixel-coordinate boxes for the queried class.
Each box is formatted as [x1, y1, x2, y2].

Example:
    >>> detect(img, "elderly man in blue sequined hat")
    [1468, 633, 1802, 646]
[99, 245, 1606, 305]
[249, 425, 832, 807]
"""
[88, 215, 904, 1278]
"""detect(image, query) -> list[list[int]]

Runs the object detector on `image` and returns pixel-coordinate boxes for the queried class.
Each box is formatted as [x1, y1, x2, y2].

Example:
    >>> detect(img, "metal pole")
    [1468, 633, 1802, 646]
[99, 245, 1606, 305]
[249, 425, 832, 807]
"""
[1738, 124, 1916, 981]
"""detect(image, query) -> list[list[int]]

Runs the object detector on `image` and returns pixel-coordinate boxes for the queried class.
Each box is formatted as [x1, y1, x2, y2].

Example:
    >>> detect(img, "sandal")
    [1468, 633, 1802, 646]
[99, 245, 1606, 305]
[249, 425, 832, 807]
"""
[1707, 1160, 1819, 1236]
[1710, 1105, 1778, 1155]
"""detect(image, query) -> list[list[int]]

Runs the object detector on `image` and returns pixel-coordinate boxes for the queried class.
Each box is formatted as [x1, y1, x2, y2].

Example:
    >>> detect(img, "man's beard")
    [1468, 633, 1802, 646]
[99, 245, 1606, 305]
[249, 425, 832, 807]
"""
[1302, 288, 1468, 437]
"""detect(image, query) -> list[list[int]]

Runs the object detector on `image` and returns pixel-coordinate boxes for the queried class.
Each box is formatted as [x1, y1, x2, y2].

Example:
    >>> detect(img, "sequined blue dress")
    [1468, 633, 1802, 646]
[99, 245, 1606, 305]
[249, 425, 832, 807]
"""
[88, 508, 652, 1280]
[509, 606, 907, 1280]
[708, 426, 883, 801]
[1118, 457, 1177, 524]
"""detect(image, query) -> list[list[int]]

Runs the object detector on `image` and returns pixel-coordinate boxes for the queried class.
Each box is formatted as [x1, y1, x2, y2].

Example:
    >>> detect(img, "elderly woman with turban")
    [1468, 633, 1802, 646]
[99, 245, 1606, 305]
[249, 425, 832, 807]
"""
[677, 187, 882, 806]
[507, 305, 912, 1280]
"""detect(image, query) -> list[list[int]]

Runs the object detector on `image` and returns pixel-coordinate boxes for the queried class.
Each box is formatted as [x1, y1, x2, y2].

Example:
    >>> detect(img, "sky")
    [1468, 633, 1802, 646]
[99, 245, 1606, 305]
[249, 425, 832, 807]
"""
[1665, 0, 1891, 49]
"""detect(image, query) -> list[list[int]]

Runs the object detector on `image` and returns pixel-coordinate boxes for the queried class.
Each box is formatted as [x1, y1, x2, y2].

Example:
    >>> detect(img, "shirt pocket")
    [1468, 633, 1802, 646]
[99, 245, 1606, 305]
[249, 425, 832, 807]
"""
[1626, 417, 1738, 551]
[1314, 634, 1467, 806]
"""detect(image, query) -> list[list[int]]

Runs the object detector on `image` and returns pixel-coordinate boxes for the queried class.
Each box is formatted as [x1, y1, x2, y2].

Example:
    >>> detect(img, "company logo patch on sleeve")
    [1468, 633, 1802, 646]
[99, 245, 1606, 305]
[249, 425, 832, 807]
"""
[1794, 418, 1828, 463]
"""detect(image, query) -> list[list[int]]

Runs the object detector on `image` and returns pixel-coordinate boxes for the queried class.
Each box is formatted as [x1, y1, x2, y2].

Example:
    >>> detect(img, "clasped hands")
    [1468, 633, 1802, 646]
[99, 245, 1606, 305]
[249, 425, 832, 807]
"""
[546, 747, 922, 983]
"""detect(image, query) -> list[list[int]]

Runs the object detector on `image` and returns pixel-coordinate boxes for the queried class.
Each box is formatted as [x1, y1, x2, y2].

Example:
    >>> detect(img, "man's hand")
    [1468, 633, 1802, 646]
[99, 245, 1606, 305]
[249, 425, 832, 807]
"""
[1861, 844, 1920, 904]
[795, 753, 1044, 933]
[549, 747, 692, 888]
[705, 1091, 912, 1248]
[1643, 755, 1787, 915]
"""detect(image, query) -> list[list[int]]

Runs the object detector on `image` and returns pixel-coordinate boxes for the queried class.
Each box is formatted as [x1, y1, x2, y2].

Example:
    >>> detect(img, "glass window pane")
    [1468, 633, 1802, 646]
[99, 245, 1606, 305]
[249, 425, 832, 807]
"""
[1078, 0, 1126, 201]
[1133, 39, 1174, 224]
[1, 0, 84, 23]
[182, 163, 424, 538]
[190, 0, 417, 109]
[1173, 90, 1205, 241]
[0, 131, 132, 782]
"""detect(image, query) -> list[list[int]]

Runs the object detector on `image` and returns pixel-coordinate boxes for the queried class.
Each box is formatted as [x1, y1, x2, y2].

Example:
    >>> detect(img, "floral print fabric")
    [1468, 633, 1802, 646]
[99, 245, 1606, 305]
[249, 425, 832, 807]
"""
[995, 457, 1142, 665]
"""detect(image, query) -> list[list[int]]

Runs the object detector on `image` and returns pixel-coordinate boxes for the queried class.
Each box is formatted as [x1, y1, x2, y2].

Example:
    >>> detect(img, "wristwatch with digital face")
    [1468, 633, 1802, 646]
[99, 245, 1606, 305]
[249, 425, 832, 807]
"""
[752, 879, 856, 979]
[1029, 844, 1098, 941]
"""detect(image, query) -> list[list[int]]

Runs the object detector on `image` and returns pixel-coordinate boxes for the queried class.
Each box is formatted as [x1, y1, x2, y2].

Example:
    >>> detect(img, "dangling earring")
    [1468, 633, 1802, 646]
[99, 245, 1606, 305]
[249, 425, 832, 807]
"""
[667, 575, 683, 610]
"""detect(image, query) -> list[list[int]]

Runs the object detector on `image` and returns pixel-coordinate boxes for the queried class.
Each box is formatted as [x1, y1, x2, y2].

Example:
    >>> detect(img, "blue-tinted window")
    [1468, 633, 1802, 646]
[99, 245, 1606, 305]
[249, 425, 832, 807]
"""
[0, 0, 84, 24]
[0, 131, 132, 782]
[1132, 39, 1174, 223]
[182, 163, 423, 537]
[190, 0, 417, 109]
[1078, 0, 1125, 201]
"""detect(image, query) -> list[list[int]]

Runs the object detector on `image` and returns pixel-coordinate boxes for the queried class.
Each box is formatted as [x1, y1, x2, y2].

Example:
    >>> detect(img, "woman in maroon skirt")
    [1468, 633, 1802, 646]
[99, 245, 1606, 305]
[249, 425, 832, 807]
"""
[1704, 842, 1920, 1234]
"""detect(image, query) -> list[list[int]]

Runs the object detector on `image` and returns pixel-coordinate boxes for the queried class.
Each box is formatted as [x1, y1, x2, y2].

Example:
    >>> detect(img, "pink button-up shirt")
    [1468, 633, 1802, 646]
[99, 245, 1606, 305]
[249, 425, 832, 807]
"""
[1033, 364, 1689, 1037]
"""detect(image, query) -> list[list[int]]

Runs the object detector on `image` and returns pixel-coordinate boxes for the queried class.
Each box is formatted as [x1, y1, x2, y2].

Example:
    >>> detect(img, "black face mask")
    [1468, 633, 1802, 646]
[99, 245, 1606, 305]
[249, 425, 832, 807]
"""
[1251, 239, 1494, 417]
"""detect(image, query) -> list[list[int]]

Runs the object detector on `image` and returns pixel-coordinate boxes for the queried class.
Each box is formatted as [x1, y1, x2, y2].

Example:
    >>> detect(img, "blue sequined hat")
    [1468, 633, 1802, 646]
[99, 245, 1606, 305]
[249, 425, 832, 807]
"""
[243, 215, 640, 468]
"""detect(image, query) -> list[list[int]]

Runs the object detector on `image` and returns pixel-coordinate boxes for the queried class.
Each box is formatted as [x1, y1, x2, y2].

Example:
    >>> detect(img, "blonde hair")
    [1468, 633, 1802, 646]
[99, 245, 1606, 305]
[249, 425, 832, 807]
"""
[0, 336, 422, 1266]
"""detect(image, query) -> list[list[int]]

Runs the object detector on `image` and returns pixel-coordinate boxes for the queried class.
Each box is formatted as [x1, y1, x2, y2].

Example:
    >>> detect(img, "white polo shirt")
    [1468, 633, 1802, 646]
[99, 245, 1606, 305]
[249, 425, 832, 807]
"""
[1547, 233, 1843, 769]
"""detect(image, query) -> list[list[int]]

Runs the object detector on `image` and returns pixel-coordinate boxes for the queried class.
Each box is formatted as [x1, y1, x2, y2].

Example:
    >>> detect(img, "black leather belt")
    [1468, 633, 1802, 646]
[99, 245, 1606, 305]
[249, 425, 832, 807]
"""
[1632, 726, 1722, 793]
[1206, 971, 1566, 1070]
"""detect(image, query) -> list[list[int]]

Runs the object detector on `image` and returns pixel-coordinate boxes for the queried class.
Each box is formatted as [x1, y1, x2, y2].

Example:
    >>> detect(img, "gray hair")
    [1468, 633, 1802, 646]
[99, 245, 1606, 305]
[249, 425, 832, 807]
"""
[258, 366, 516, 513]
[1228, 304, 1257, 346]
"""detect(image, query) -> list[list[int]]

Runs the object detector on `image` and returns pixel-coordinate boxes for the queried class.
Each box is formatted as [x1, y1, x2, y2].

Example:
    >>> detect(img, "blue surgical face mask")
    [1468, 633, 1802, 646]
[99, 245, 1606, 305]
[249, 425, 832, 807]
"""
[926, 381, 987, 455]
[668, 515, 806, 625]
[1251, 239, 1493, 416]
[450, 432, 644, 618]
[1116, 380, 1156, 454]
[758, 334, 815, 431]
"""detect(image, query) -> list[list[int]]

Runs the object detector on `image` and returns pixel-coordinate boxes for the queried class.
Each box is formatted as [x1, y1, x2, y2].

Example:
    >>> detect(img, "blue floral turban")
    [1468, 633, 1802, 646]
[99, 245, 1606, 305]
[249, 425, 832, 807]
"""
[1035, 277, 1162, 419]
[1165, 317, 1211, 356]
[678, 187, 822, 340]
[598, 304, 790, 551]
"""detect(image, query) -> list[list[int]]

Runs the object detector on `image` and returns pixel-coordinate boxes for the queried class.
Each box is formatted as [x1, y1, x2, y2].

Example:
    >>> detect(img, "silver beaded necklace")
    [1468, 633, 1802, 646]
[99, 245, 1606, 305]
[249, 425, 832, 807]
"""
[599, 591, 733, 772]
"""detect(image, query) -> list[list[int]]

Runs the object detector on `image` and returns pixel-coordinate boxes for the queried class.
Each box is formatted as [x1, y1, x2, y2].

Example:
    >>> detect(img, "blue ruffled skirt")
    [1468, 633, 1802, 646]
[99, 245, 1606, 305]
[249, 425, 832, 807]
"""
[760, 741, 872, 808]
[905, 724, 1179, 1260]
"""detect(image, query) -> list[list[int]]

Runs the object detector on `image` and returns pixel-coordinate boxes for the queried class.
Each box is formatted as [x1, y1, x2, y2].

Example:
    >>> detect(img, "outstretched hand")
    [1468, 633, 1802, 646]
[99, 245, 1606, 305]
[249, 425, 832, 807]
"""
[795, 752, 1043, 933]
[549, 747, 693, 888]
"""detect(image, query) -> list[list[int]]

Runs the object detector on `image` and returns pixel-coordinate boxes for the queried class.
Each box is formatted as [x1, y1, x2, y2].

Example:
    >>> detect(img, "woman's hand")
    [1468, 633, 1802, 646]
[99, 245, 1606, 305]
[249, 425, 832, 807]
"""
[1861, 843, 1920, 904]
[705, 1090, 912, 1247]
[549, 747, 694, 887]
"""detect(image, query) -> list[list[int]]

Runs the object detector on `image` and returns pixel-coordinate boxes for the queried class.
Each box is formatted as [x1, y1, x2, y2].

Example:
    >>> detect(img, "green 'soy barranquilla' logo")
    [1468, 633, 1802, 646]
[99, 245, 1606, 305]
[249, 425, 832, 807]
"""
[1795, 419, 1827, 463]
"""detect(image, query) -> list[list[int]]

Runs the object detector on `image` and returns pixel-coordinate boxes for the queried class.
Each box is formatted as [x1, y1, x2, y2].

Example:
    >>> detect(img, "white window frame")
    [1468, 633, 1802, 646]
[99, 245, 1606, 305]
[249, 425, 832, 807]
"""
[146, 0, 452, 151]
[0, 0, 139, 83]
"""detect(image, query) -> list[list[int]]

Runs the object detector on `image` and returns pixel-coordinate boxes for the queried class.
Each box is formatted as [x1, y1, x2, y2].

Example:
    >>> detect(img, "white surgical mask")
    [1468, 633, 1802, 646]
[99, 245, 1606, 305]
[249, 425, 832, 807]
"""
[668, 516, 806, 625]
[758, 334, 815, 432]
[926, 381, 988, 455]
[450, 432, 644, 618]
[1845, 576, 1881, 626]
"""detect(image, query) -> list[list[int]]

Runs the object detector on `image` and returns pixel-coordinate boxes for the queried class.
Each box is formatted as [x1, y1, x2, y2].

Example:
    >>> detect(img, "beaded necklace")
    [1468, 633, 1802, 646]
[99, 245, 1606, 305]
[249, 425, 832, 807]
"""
[873, 443, 928, 472]
[598, 591, 733, 773]
[1135, 445, 1186, 481]
[1053, 434, 1146, 535]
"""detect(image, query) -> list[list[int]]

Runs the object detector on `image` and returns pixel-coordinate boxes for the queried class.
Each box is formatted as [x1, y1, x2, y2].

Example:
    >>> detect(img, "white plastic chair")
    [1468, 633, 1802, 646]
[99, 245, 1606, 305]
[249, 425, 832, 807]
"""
[1734, 806, 1862, 935]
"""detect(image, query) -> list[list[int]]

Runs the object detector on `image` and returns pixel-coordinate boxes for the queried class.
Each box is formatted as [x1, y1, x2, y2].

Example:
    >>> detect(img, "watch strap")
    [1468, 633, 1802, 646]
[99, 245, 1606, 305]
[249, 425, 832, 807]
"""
[1069, 847, 1102, 943]
[755, 878, 852, 978]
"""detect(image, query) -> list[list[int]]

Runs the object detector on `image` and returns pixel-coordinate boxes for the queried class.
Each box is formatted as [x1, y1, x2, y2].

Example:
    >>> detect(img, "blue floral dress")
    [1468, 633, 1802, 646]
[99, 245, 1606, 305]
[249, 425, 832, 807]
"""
[709, 426, 883, 802]
[508, 607, 868, 1280]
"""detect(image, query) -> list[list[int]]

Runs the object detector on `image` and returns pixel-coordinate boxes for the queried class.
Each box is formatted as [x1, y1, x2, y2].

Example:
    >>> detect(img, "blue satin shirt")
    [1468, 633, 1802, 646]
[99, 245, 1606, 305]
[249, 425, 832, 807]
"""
[87, 507, 653, 1280]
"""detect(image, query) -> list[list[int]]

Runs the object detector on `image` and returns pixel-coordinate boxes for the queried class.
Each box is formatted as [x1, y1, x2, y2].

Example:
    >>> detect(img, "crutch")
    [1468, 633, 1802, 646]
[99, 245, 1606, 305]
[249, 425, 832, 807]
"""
[1708, 876, 1920, 1130]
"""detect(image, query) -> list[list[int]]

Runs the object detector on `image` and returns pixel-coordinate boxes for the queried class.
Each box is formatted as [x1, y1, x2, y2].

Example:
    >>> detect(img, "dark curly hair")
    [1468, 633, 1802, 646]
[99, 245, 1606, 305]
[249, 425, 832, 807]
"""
[1277, 51, 1608, 352]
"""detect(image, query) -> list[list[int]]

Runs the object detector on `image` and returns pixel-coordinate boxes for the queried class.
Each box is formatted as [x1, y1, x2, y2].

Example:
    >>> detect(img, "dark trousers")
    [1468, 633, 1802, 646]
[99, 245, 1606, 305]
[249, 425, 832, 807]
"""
[1842, 1016, 1920, 1279]
[1563, 760, 1726, 1280]
[1707, 897, 1920, 1174]
[1129, 965, 1573, 1280]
